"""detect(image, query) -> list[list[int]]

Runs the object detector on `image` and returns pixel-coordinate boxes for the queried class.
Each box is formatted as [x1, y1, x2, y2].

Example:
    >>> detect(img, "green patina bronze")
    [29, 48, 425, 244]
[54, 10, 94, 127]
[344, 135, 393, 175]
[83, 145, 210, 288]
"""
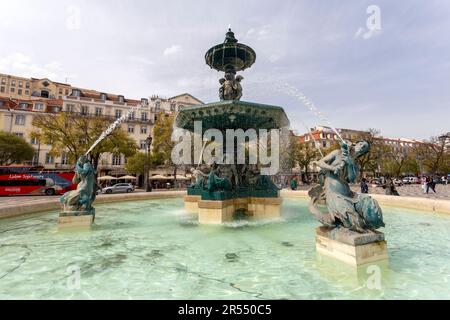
[177, 28, 290, 203]
[308, 141, 385, 232]
[175, 100, 289, 132]
[60, 155, 98, 217]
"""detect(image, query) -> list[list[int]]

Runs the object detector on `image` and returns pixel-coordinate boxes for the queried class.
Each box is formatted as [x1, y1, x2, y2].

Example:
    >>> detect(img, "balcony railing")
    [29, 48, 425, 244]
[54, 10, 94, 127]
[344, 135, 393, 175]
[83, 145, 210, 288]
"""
[61, 111, 154, 124]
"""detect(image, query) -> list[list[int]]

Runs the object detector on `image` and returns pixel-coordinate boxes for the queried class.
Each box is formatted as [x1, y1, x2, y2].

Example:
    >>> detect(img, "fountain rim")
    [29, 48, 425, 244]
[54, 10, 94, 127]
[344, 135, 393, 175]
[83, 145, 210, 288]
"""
[204, 42, 257, 72]
[174, 100, 291, 131]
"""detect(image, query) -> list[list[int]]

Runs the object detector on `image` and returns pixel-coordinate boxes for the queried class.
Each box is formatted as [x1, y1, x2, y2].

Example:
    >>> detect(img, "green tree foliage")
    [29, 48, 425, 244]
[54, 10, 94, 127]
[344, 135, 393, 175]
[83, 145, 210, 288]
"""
[31, 112, 138, 170]
[354, 128, 390, 178]
[0, 131, 35, 165]
[295, 140, 320, 176]
[124, 152, 156, 175]
[151, 113, 180, 181]
[151, 114, 174, 165]
[414, 136, 450, 175]
[381, 153, 418, 177]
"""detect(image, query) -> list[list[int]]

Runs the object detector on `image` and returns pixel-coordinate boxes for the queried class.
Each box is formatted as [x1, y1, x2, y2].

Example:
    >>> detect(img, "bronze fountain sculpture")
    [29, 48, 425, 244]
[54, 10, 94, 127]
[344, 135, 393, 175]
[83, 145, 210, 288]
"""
[308, 140, 388, 266]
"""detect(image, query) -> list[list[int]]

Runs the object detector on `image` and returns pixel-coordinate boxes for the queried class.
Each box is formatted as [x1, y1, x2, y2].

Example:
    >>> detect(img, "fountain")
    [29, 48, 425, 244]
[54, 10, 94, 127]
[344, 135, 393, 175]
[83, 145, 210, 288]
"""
[59, 102, 145, 228]
[175, 29, 290, 224]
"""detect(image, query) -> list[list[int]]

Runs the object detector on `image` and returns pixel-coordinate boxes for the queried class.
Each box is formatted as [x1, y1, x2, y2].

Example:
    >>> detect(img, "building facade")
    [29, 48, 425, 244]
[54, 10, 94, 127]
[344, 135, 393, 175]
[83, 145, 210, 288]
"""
[0, 72, 203, 180]
[295, 125, 427, 180]
[297, 126, 369, 150]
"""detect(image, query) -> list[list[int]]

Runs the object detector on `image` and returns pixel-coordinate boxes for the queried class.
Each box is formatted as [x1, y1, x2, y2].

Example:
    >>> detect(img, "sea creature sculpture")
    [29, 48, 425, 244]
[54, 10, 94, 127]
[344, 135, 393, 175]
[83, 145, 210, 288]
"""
[308, 140, 384, 232]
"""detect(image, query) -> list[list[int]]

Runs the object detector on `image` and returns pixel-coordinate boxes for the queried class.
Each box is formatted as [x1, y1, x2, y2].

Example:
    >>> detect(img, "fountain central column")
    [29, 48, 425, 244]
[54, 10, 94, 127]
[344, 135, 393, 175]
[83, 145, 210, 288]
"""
[178, 28, 289, 224]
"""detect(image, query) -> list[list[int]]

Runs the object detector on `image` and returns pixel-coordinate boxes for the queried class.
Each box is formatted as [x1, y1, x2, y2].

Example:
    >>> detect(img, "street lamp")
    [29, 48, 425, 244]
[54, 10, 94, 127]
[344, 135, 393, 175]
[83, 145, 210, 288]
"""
[144, 134, 153, 192]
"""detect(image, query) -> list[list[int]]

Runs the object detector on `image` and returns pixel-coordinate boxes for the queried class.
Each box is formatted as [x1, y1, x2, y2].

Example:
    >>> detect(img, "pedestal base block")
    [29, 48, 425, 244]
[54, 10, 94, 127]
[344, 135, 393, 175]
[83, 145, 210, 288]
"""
[198, 200, 234, 224]
[247, 197, 282, 219]
[315, 227, 388, 266]
[186, 196, 283, 224]
[58, 211, 94, 229]
[184, 195, 201, 214]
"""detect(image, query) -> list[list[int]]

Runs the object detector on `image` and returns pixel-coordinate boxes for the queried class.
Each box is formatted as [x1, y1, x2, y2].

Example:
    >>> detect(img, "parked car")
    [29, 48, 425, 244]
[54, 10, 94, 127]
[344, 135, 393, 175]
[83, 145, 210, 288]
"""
[393, 178, 403, 186]
[402, 177, 420, 184]
[369, 178, 381, 187]
[101, 183, 135, 194]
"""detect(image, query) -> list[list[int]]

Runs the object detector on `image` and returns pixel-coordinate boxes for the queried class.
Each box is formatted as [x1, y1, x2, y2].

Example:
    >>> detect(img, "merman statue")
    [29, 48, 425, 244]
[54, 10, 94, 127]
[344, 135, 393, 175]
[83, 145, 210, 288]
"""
[60, 155, 97, 216]
[308, 140, 384, 233]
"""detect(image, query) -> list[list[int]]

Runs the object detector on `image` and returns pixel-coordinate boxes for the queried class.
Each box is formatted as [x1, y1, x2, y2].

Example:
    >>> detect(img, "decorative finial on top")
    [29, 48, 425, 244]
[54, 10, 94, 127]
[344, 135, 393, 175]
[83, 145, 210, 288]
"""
[205, 28, 256, 100]
[224, 28, 238, 44]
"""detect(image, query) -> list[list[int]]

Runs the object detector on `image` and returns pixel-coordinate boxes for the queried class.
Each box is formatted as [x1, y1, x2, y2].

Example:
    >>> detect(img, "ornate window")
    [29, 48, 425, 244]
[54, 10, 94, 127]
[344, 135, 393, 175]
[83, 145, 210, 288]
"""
[15, 115, 26, 125]
[112, 154, 122, 166]
[45, 153, 55, 164]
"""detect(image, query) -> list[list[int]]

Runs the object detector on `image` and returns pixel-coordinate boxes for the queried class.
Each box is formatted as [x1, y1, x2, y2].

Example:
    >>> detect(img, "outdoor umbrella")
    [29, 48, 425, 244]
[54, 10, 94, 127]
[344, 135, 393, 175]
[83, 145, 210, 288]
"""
[172, 175, 189, 180]
[118, 175, 137, 180]
[97, 175, 118, 181]
[149, 175, 170, 180]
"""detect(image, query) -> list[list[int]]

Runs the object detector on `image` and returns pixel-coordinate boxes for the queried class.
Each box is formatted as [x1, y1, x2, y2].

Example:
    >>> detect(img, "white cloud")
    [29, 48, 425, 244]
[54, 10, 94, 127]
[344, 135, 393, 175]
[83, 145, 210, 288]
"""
[268, 52, 285, 63]
[354, 27, 381, 40]
[128, 56, 155, 65]
[163, 45, 182, 56]
[354, 27, 364, 39]
[0, 53, 62, 79]
[362, 28, 381, 40]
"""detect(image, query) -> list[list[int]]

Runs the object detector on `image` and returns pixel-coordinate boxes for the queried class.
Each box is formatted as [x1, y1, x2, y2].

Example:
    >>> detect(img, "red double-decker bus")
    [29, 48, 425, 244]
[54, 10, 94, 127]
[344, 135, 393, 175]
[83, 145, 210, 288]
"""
[0, 166, 77, 196]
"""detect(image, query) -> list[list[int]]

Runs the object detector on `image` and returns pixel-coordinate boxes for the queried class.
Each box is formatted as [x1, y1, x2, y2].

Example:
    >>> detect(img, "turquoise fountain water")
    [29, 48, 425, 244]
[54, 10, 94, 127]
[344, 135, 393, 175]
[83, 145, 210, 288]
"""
[0, 198, 449, 299]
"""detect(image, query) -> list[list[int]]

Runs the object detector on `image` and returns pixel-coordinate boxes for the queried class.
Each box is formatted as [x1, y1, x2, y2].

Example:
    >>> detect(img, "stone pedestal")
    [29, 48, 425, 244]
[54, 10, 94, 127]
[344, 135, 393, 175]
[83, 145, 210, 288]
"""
[58, 211, 94, 229]
[188, 197, 283, 224]
[315, 226, 388, 266]
[184, 195, 201, 214]
[248, 197, 282, 219]
[197, 199, 235, 224]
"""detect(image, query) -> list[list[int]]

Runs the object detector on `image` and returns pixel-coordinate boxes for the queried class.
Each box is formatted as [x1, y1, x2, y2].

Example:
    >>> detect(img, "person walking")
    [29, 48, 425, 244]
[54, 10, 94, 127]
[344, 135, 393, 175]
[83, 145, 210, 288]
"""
[421, 176, 427, 194]
[426, 176, 437, 194]
[290, 178, 298, 190]
[360, 178, 369, 194]
[383, 177, 399, 196]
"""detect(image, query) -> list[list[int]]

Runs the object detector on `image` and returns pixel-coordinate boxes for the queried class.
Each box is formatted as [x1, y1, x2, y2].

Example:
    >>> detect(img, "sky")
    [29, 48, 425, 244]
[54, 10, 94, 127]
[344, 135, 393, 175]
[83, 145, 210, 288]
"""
[0, 0, 449, 140]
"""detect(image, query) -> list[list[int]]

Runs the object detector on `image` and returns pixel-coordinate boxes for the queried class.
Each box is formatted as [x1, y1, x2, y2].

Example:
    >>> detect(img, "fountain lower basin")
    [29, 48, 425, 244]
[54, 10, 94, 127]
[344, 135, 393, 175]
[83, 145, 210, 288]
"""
[0, 197, 449, 299]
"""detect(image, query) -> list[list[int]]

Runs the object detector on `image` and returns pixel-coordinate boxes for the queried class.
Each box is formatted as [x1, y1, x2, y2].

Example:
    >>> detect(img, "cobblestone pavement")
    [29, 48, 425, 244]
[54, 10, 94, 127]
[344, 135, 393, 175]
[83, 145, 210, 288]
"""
[0, 189, 167, 208]
[361, 184, 449, 200]
[0, 185, 449, 208]
[297, 184, 450, 200]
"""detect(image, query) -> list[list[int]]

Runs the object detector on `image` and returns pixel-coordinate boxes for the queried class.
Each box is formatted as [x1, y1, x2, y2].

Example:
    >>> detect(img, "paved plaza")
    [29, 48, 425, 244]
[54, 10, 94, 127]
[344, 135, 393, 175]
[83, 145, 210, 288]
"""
[0, 185, 448, 210]
[296, 184, 450, 200]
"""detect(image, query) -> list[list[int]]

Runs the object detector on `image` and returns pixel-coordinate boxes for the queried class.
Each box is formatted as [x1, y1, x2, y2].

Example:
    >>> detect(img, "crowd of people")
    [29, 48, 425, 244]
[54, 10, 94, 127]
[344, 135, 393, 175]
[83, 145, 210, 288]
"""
[286, 174, 448, 197]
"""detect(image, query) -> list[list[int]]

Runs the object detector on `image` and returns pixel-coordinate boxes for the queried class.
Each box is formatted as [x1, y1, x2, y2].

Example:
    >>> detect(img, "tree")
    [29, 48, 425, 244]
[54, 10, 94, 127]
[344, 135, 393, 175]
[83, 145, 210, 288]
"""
[151, 113, 178, 183]
[125, 152, 157, 175]
[125, 153, 147, 175]
[0, 132, 35, 165]
[414, 136, 450, 175]
[381, 152, 418, 177]
[354, 128, 390, 179]
[296, 142, 319, 180]
[31, 113, 138, 170]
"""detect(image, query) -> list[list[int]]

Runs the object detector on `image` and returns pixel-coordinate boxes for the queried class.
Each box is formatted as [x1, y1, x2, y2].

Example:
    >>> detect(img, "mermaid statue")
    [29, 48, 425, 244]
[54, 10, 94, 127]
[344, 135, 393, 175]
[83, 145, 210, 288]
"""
[308, 140, 384, 233]
[60, 155, 97, 216]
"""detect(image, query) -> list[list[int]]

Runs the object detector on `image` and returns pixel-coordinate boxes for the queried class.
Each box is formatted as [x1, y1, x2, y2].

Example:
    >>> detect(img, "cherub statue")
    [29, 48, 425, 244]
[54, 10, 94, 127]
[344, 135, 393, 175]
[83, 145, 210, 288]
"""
[219, 72, 244, 101]
[308, 140, 384, 233]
